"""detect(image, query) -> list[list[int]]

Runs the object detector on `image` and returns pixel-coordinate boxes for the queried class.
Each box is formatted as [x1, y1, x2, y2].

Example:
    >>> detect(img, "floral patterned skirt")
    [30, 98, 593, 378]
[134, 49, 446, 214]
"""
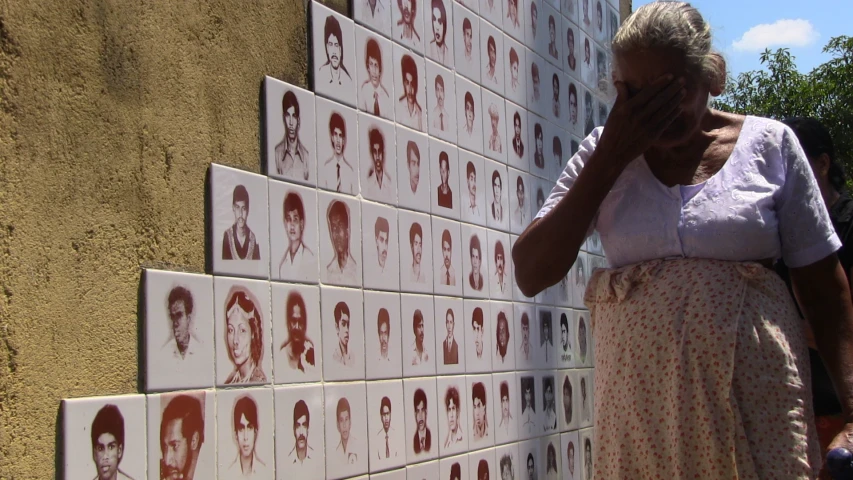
[585, 258, 821, 479]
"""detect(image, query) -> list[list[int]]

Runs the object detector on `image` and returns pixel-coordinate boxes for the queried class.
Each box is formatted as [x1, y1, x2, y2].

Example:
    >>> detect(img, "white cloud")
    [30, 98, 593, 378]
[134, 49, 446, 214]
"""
[731, 19, 819, 52]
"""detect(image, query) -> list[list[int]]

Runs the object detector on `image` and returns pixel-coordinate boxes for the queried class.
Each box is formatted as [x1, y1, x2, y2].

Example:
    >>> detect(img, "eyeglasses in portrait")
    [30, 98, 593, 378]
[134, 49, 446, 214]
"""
[269, 181, 319, 284]
[366, 379, 407, 471]
[394, 47, 426, 132]
[63, 394, 146, 480]
[493, 371, 520, 444]
[434, 296, 465, 375]
[404, 377, 439, 462]
[401, 293, 436, 376]
[359, 113, 398, 205]
[321, 285, 365, 381]
[213, 278, 271, 387]
[464, 299, 493, 373]
[312, 4, 357, 106]
[364, 290, 404, 379]
[143, 269, 214, 392]
[468, 447, 496, 480]
[361, 200, 401, 292]
[561, 430, 580, 480]
[396, 125, 432, 212]
[324, 382, 369, 479]
[356, 28, 395, 121]
[467, 375, 495, 448]
[274, 384, 325, 479]
[459, 151, 487, 227]
[429, 137, 461, 220]
[427, 63, 458, 145]
[453, 5, 481, 83]
[436, 376, 469, 456]
[316, 98, 360, 196]
[318, 193, 363, 287]
[271, 283, 321, 384]
[147, 390, 215, 480]
[216, 388, 274, 479]
[264, 77, 316, 185]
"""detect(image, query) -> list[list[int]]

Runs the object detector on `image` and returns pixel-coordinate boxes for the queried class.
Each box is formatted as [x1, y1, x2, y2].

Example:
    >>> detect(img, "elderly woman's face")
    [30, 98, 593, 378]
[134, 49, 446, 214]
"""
[227, 307, 253, 367]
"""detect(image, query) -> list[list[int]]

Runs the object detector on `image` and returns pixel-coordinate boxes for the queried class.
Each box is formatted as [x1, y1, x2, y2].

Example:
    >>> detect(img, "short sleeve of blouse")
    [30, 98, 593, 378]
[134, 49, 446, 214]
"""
[774, 124, 841, 267]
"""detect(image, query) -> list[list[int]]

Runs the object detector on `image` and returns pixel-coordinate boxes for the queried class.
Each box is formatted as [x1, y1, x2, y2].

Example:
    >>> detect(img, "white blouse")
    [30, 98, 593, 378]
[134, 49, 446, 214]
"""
[535, 116, 841, 269]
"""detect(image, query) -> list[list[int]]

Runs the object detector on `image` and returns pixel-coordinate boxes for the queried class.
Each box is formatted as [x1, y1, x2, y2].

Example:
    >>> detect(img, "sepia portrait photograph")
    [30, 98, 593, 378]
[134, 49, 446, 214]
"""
[404, 377, 439, 463]
[492, 301, 516, 371]
[453, 4, 481, 83]
[464, 299, 492, 373]
[312, 3, 357, 106]
[356, 29, 395, 122]
[316, 97, 360, 196]
[431, 217, 463, 297]
[493, 372, 520, 444]
[214, 277, 271, 387]
[546, 62, 563, 124]
[364, 290, 404, 379]
[455, 75, 484, 156]
[479, 22, 505, 96]
[482, 90, 508, 164]
[436, 375, 469, 457]
[561, 430, 581, 480]
[503, 36, 527, 108]
[394, 46, 427, 132]
[269, 181, 319, 284]
[318, 193, 363, 288]
[543, 4, 562, 66]
[264, 77, 316, 185]
[216, 388, 274, 479]
[485, 161, 510, 231]
[274, 384, 325, 479]
[567, 78, 583, 138]
[321, 285, 365, 381]
[503, 0, 524, 42]
[429, 137, 461, 219]
[426, 0, 454, 68]
[541, 436, 562, 480]
[147, 390, 215, 480]
[433, 296, 465, 374]
[458, 150, 487, 227]
[491, 231, 514, 301]
[401, 293, 437, 377]
[527, 111, 547, 177]
[396, 125, 432, 212]
[361, 200, 401, 291]
[564, 20, 579, 78]
[524, 0, 542, 56]
[144, 269, 214, 392]
[461, 224, 490, 299]
[399, 209, 434, 293]
[426, 61, 458, 144]
[392, 0, 425, 52]
[63, 394, 146, 480]
[366, 379, 406, 472]
[469, 449, 496, 480]
[355, 0, 393, 37]
[359, 113, 398, 205]
[271, 283, 322, 384]
[324, 382, 369, 479]
[505, 101, 528, 171]
[467, 375, 495, 449]
[440, 455, 470, 480]
[210, 164, 269, 279]
[509, 169, 531, 235]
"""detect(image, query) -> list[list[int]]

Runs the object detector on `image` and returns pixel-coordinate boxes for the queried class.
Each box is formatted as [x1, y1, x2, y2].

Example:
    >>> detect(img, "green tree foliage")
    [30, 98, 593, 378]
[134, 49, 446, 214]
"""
[714, 36, 853, 186]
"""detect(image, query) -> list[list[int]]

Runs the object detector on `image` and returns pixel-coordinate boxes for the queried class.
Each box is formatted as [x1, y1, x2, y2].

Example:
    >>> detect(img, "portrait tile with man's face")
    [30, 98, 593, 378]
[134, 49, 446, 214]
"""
[407, 459, 440, 480]
[210, 163, 270, 279]
[355, 27, 395, 122]
[320, 285, 365, 381]
[461, 224, 490, 299]
[566, 75, 583, 138]
[508, 169, 532, 235]
[485, 160, 510, 231]
[316, 97, 360, 197]
[440, 454, 470, 480]
[431, 217, 463, 297]
[269, 179, 319, 284]
[555, 308, 575, 368]
[536, 306, 557, 369]
[401, 293, 436, 377]
[527, 110, 548, 179]
[361, 200, 400, 291]
[562, 0, 578, 23]
[435, 374, 469, 457]
[481, 89, 508, 165]
[510, 236, 536, 303]
[63, 394, 147, 480]
[526, 49, 546, 117]
[426, 60, 458, 144]
[318, 192, 363, 288]
[398, 209, 434, 294]
[274, 384, 325, 479]
[366, 379, 406, 472]
[429, 137, 461, 220]
[513, 302, 537, 370]
[564, 20, 580, 81]
[491, 301, 516, 371]
[488, 230, 513, 300]
[403, 376, 439, 464]
[359, 113, 398, 205]
[453, 3, 481, 84]
[479, 21, 505, 96]
[518, 438, 541, 477]
[503, 35, 527, 108]
[559, 369, 579, 432]
[561, 429, 581, 480]
[455, 75, 484, 156]
[479, 0, 504, 29]
[543, 60, 564, 125]
[392, 0, 425, 52]
[503, 0, 525, 41]
[493, 371, 520, 444]
[434, 296, 465, 374]
[213, 276, 271, 387]
[579, 427, 594, 480]
[354, 0, 393, 37]
[495, 442, 520, 480]
[578, 369, 594, 428]
[271, 283, 322, 384]
[264, 77, 317, 186]
[505, 99, 528, 172]
[144, 269, 214, 392]
[312, 2, 357, 106]
[216, 388, 275, 479]
[458, 150, 487, 227]
[518, 372, 542, 440]
[542, 2, 562, 68]
[592, 0, 607, 44]
[540, 435, 563, 479]
[325, 382, 369, 479]
[547, 121, 567, 182]
[393, 44, 427, 132]
[464, 299, 492, 373]
[364, 290, 403, 379]
[425, 0, 454, 69]
[147, 390, 216, 480]
[466, 374, 495, 449]
[396, 126, 431, 211]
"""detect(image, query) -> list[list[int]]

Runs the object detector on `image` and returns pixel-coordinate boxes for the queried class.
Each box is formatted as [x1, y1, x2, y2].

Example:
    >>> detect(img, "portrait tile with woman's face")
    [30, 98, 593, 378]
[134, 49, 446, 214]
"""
[364, 290, 403, 379]
[482, 89, 508, 164]
[320, 286, 365, 381]
[274, 384, 325, 479]
[359, 113, 398, 205]
[426, 60, 458, 144]
[396, 125, 431, 211]
[264, 77, 317, 186]
[312, 3, 357, 106]
[485, 160, 510, 231]
[325, 382, 369, 479]
[453, 3, 481, 83]
[404, 376, 439, 463]
[355, 27, 395, 122]
[458, 150, 487, 227]
[461, 224, 491, 299]
[216, 388, 275, 479]
[479, 21, 505, 96]
[361, 200, 400, 291]
[147, 390, 216, 480]
[561, 429, 581, 480]
[401, 293, 436, 377]
[436, 375, 468, 456]
[214, 277, 271, 387]
[434, 296, 465, 375]
[425, 0, 454, 69]
[579, 31, 596, 89]
[493, 372, 520, 444]
[488, 230, 513, 300]
[464, 299, 492, 372]
[503, 36, 528, 109]
[429, 137, 461, 220]
[316, 97, 360, 196]
[467, 374, 496, 449]
[455, 75, 484, 156]
[366, 379, 406, 472]
[271, 283, 322, 384]
[491, 301, 516, 370]
[269, 179, 319, 284]
[318, 192, 363, 288]
[398, 209, 434, 294]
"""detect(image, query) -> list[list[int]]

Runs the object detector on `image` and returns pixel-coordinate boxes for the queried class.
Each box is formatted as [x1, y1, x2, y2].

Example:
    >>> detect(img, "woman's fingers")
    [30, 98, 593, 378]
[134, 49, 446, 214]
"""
[640, 81, 685, 121]
[624, 74, 675, 107]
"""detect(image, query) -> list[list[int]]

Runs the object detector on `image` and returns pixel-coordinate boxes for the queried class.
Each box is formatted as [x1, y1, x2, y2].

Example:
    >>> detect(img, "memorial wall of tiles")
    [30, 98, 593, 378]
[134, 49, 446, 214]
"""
[62, 0, 617, 478]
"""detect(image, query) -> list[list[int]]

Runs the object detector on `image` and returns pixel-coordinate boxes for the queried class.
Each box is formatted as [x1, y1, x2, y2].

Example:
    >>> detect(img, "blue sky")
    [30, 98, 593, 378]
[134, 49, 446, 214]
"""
[631, 0, 850, 78]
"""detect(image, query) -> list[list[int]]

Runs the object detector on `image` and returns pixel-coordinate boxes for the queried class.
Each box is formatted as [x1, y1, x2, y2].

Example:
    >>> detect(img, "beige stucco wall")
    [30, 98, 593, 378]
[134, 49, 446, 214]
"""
[0, 0, 629, 477]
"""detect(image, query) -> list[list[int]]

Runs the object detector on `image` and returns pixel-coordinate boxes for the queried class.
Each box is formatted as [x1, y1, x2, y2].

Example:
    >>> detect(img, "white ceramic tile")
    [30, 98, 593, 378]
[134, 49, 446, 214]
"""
[455, 76, 484, 155]
[429, 138, 461, 219]
[270, 284, 321, 384]
[578, 0, 593, 35]
[269, 180, 320, 283]
[505, 101, 528, 172]
[359, 114, 398, 205]
[407, 460, 440, 479]
[458, 151, 487, 226]
[214, 276, 272, 386]
[426, 61, 458, 144]
[491, 301, 515, 371]
[440, 454, 469, 480]
[325, 382, 369, 479]
[485, 161, 510, 231]
[398, 210, 434, 293]
[510, 236, 536, 303]
[364, 291, 404, 379]
[356, 28, 396, 122]
[396, 126, 431, 211]
[431, 217, 464, 297]
[587, 231, 603, 255]
[435, 375, 469, 456]
[524, 0, 542, 54]
[528, 112, 548, 178]
[318, 192, 363, 287]
[566, 75, 583, 137]
[555, 308, 574, 367]
[466, 374, 495, 449]
[560, 430, 581, 480]
[576, 309, 590, 367]
[312, 3, 358, 106]
[518, 372, 541, 439]
[539, 372, 559, 434]
[274, 384, 325, 479]
[321, 286, 365, 381]
[495, 443, 519, 478]
[492, 371, 520, 443]
[594, 44, 608, 95]
[362, 201, 401, 291]
[264, 77, 317, 185]
[561, 0, 578, 23]
[461, 224, 490, 298]
[479, 21, 505, 96]
[579, 370, 593, 428]
[147, 390, 216, 480]
[355, 0, 393, 37]
[564, 20, 580, 81]
[316, 97, 360, 195]
[592, 0, 606, 44]
[479, 0, 504, 29]
[453, 4, 480, 83]
[579, 427, 594, 480]
[434, 296, 466, 374]
[216, 388, 275, 479]
[513, 303, 536, 370]
[366, 380, 406, 472]
[541, 434, 563, 479]
[582, 84, 596, 136]
[63, 394, 147, 480]
[456, 0, 479, 15]
[144, 270, 214, 392]
[527, 51, 545, 116]
[536, 306, 556, 368]
[468, 447, 496, 480]
[606, 4, 619, 46]
[404, 377, 439, 462]
[545, 61, 564, 124]
[488, 230, 512, 300]
[518, 439, 540, 477]
[503, 36, 527, 108]
[570, 251, 587, 308]
[481, 89, 508, 164]
[464, 299, 492, 372]
[401, 293, 437, 376]
[210, 164, 270, 278]
[372, 468, 407, 480]
[425, 0, 455, 69]
[558, 369, 578, 431]
[579, 32, 596, 89]
[508, 169, 531, 235]
[393, 46, 427, 132]
[392, 0, 426, 53]
[543, 4, 562, 67]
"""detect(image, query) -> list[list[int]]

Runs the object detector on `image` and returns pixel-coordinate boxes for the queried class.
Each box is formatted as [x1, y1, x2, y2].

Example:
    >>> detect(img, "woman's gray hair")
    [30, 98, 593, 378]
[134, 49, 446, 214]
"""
[612, 1, 725, 91]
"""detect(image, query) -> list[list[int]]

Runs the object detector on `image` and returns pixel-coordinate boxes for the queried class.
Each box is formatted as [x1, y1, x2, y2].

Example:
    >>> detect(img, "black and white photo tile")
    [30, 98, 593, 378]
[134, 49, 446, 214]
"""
[269, 180, 319, 283]
[539, 371, 560, 434]
[567, 75, 583, 138]
[485, 160, 510, 231]
[401, 293, 437, 376]
[366, 379, 407, 472]
[467, 374, 496, 449]
[545, 61, 563, 124]
[469, 448, 497, 480]
[582, 84, 596, 136]
[432, 217, 464, 297]
[393, 45, 427, 132]
[503, 36, 527, 109]
[396, 125, 431, 211]
[479, 20, 505, 96]
[324, 382, 369, 479]
[321, 286, 365, 381]
[440, 453, 470, 480]
[312, 2, 357, 106]
[488, 230, 512, 299]
[264, 77, 316, 185]
[455, 75, 484, 155]
[210, 164, 270, 278]
[542, 3, 562, 67]
[458, 150, 487, 227]
[579, 32, 596, 89]
[528, 111, 547, 179]
[316, 98, 360, 195]
[492, 371, 520, 444]
[435, 375, 469, 456]
[144, 269, 214, 392]
[216, 387, 275, 479]
[564, 20, 580, 79]
[513, 302, 537, 370]
[146, 390, 217, 480]
[392, 0, 425, 53]
[359, 113, 398, 205]
[398, 209, 434, 293]
[541, 434, 563, 480]
[559, 369, 579, 431]
[495, 443, 520, 480]
[592, 0, 607, 44]
[579, 427, 594, 480]
[561, 429, 581, 480]
[361, 200, 401, 291]
[491, 301, 516, 370]
[63, 394, 147, 480]
[364, 290, 404, 379]
[536, 306, 556, 368]
[555, 308, 574, 367]
[355, 0, 393, 37]
[356, 27, 396, 121]
[271, 282, 322, 384]
[404, 376, 440, 463]
[482, 89, 508, 164]
[318, 192, 363, 287]
[464, 299, 493, 373]
[479, 0, 504, 31]
[214, 276, 272, 387]
[434, 296, 466, 374]
[274, 383, 325, 479]
[518, 372, 541, 440]
[461, 224, 490, 298]
[426, 61, 458, 144]
[429, 138, 461, 219]
[453, 3, 481, 83]
[570, 250, 587, 308]
[505, 100, 528, 172]
[578, 369, 593, 428]
[426, 0, 455, 69]
[407, 459, 440, 479]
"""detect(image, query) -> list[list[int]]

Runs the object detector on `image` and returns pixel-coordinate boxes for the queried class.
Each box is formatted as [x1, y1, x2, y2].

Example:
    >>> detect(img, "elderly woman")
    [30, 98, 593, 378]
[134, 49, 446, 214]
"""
[223, 287, 268, 384]
[512, 2, 853, 478]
